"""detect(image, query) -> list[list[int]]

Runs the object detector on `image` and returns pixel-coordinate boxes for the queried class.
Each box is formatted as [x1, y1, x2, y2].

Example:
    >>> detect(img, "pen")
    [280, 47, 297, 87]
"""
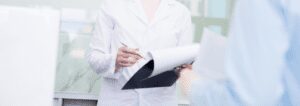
[121, 42, 128, 47]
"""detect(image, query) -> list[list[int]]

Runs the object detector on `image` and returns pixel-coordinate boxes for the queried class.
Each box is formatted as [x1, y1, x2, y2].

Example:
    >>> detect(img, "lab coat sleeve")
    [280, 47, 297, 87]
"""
[177, 10, 194, 46]
[86, 7, 120, 79]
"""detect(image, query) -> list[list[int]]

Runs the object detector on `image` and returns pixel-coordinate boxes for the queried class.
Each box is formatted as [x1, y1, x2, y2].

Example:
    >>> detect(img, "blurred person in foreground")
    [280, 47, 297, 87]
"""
[180, 0, 300, 105]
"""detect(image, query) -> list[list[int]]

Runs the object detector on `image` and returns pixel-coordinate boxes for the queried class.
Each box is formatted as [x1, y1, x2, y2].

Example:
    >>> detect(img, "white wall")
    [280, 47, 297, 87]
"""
[0, 6, 60, 106]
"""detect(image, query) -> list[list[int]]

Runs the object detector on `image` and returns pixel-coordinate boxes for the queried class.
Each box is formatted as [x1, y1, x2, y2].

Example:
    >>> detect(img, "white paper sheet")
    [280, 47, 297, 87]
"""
[149, 44, 200, 77]
[0, 6, 60, 106]
[193, 28, 228, 80]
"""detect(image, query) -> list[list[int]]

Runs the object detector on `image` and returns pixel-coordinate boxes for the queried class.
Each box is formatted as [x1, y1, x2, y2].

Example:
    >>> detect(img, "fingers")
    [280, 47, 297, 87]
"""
[118, 47, 142, 59]
[118, 50, 140, 60]
[180, 64, 192, 70]
[119, 57, 137, 64]
[175, 64, 193, 77]
[118, 62, 134, 67]
[117, 57, 138, 67]
[121, 47, 142, 58]
[118, 51, 131, 58]
[116, 47, 143, 69]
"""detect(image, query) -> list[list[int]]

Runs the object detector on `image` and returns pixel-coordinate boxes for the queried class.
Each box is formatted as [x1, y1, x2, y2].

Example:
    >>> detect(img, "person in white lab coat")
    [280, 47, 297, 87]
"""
[86, 0, 193, 105]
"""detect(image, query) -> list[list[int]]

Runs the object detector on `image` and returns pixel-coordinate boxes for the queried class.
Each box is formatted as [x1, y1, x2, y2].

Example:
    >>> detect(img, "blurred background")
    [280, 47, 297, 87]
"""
[0, 0, 235, 105]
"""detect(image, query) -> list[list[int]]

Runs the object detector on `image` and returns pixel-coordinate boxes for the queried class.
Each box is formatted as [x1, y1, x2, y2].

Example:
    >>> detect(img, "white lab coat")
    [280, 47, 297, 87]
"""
[86, 0, 193, 106]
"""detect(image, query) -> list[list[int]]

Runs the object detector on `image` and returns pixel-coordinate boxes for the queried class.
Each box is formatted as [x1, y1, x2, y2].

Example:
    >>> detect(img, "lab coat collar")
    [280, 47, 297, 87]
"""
[127, 0, 176, 25]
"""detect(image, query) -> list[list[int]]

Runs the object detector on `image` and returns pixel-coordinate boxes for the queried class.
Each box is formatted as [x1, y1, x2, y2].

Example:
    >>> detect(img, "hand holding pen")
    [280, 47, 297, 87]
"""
[115, 43, 144, 72]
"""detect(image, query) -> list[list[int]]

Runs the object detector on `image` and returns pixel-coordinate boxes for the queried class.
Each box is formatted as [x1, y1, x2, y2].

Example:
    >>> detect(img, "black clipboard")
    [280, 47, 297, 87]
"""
[122, 60, 179, 90]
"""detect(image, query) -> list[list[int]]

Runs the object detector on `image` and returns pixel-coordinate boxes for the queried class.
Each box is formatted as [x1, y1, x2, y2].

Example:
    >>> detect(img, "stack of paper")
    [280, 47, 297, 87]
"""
[149, 44, 200, 77]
